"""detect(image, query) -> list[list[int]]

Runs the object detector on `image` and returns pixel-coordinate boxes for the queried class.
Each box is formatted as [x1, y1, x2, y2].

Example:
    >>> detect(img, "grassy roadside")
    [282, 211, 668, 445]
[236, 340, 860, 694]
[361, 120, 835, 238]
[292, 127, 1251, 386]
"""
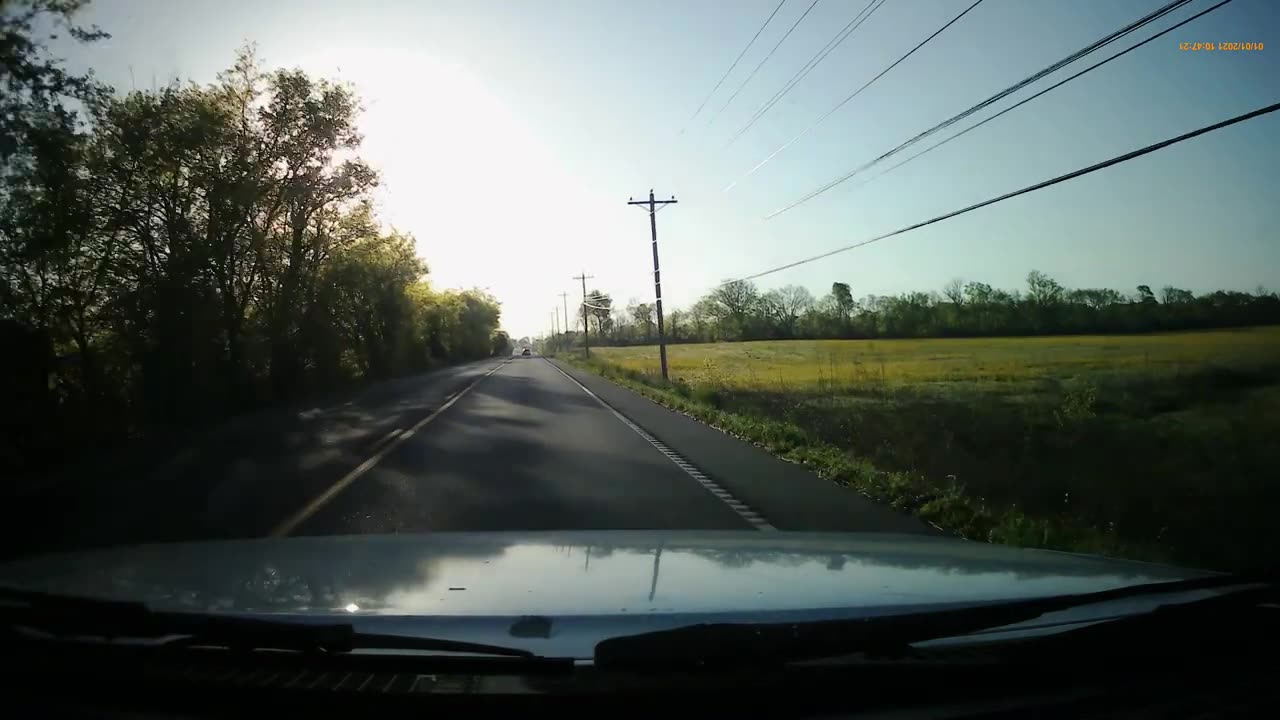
[559, 350, 1235, 571]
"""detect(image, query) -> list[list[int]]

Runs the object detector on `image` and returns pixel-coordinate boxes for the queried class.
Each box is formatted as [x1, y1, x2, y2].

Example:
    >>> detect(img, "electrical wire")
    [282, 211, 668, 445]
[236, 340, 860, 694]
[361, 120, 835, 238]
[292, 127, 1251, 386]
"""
[725, 0, 885, 148]
[855, 0, 1235, 193]
[732, 0, 884, 144]
[728, 0, 985, 191]
[722, 100, 1280, 284]
[681, 0, 789, 134]
[705, 0, 824, 129]
[768, 0, 1192, 218]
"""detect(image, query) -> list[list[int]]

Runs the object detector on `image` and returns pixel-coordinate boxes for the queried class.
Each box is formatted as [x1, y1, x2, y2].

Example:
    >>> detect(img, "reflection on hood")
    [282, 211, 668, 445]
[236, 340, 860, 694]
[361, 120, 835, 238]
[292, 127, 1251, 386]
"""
[0, 531, 1206, 616]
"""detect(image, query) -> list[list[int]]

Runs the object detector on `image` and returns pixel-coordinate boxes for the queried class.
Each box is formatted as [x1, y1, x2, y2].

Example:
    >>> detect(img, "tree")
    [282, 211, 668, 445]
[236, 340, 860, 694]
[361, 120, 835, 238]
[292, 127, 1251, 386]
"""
[1161, 286, 1194, 305]
[1068, 288, 1125, 310]
[1026, 270, 1065, 306]
[708, 280, 760, 338]
[689, 297, 716, 341]
[831, 282, 855, 327]
[667, 308, 683, 341]
[767, 285, 813, 337]
[1025, 270, 1066, 332]
[490, 330, 512, 356]
[628, 301, 654, 340]
[583, 290, 612, 336]
[942, 278, 965, 305]
[758, 291, 785, 337]
[0, 0, 109, 165]
[571, 274, 1280, 349]
[963, 281, 994, 305]
[2, 40, 509, 475]
[1136, 285, 1158, 304]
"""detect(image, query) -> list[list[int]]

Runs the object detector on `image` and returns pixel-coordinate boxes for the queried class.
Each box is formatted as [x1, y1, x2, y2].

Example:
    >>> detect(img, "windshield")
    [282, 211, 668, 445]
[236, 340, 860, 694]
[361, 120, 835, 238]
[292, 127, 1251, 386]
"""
[0, 0, 1275, 613]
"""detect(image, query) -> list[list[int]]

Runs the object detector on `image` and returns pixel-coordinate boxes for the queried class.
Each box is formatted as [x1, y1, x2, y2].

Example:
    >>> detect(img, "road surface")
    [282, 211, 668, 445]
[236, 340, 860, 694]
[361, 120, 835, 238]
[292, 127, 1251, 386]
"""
[10, 355, 931, 557]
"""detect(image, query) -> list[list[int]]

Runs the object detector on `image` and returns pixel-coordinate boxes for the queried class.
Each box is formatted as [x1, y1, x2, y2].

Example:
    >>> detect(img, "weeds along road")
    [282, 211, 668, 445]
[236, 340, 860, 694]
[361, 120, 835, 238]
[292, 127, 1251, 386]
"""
[10, 356, 931, 557]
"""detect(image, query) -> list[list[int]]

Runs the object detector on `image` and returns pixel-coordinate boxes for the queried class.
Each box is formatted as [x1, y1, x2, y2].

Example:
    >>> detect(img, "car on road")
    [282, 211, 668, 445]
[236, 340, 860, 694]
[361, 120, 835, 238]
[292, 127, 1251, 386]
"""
[1, 531, 1273, 715]
[521, 347, 532, 356]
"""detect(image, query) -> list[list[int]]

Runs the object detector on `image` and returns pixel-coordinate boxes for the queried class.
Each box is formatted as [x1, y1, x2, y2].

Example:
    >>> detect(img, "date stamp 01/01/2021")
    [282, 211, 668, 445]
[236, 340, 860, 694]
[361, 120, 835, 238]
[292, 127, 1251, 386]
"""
[1179, 41, 1264, 51]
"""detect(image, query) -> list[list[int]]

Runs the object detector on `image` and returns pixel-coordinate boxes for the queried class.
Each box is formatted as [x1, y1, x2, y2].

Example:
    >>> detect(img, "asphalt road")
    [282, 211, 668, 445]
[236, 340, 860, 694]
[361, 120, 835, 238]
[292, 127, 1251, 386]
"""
[10, 353, 932, 558]
[285, 355, 931, 538]
[288, 357, 751, 535]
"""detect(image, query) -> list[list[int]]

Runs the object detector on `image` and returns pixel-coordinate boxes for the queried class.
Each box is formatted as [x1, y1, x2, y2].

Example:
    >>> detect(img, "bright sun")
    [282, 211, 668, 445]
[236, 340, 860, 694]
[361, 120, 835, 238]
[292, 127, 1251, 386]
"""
[286, 46, 580, 336]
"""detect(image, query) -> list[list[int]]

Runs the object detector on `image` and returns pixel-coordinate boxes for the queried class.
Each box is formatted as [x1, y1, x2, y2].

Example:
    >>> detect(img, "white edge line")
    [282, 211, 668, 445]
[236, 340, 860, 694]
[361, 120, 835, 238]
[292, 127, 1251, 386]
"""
[270, 360, 510, 537]
[370, 428, 404, 452]
[543, 359, 776, 532]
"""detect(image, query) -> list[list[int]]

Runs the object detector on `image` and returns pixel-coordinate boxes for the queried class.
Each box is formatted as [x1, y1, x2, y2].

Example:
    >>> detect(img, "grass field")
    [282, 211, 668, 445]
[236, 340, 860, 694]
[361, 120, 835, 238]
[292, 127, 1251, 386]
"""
[575, 327, 1280, 571]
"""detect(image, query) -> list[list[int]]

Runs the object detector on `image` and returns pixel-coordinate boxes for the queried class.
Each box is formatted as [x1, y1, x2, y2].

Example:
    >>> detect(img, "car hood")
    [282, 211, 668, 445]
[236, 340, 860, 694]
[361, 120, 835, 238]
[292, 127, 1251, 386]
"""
[0, 531, 1211, 657]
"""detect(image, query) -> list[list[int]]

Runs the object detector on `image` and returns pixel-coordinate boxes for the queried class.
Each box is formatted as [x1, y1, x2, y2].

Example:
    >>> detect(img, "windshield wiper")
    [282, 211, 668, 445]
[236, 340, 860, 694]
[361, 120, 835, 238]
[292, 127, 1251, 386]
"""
[594, 573, 1275, 669]
[0, 586, 536, 659]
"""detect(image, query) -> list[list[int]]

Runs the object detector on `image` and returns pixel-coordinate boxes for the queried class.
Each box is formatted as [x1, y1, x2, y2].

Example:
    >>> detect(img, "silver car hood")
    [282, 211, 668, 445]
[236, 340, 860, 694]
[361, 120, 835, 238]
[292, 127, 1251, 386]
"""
[0, 531, 1212, 657]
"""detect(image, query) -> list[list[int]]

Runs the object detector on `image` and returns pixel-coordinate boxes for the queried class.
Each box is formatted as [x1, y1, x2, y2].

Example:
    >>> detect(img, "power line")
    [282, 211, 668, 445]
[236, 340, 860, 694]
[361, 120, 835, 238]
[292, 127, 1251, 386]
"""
[726, 0, 885, 149]
[681, 0, 789, 134]
[743, 0, 884, 130]
[858, 0, 1235, 193]
[704, 0, 823, 130]
[723, 100, 1279, 285]
[768, 0, 1192, 218]
[728, 0, 985, 191]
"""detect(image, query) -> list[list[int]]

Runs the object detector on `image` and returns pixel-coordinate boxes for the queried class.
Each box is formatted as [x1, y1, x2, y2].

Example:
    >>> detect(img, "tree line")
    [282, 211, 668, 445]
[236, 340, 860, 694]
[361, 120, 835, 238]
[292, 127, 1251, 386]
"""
[546, 271, 1280, 350]
[1, 2, 508, 475]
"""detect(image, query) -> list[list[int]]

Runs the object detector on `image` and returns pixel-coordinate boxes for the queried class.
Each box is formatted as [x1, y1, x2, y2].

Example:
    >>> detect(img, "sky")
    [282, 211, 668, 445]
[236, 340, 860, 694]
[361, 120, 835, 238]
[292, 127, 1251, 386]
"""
[49, 0, 1280, 339]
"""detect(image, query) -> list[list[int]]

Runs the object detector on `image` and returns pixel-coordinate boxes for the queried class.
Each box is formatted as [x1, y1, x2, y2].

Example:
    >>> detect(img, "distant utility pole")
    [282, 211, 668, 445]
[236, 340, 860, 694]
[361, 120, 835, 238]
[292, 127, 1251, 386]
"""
[573, 272, 594, 357]
[558, 292, 570, 337]
[628, 189, 678, 380]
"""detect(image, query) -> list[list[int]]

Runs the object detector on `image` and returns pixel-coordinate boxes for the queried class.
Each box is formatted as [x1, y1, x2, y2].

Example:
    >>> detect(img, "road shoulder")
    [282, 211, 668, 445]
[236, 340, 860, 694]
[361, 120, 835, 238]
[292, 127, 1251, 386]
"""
[547, 358, 935, 535]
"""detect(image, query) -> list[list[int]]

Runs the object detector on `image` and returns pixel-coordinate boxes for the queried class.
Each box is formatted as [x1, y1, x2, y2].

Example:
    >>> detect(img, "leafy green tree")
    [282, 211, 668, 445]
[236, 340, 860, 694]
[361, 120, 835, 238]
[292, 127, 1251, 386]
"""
[709, 279, 760, 338]
[491, 330, 512, 356]
[0, 0, 108, 165]
[581, 275, 1278, 348]
[1, 32, 508, 474]
[1026, 270, 1065, 306]
[667, 308, 684, 341]
[628, 301, 654, 340]
[583, 290, 612, 336]
[1161, 286, 1194, 305]
[831, 282, 855, 327]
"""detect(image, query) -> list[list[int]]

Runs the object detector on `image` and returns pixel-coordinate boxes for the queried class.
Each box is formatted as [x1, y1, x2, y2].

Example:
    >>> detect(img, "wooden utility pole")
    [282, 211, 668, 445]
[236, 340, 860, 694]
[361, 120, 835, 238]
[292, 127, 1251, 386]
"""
[573, 272, 594, 357]
[628, 189, 678, 380]
[558, 292, 570, 340]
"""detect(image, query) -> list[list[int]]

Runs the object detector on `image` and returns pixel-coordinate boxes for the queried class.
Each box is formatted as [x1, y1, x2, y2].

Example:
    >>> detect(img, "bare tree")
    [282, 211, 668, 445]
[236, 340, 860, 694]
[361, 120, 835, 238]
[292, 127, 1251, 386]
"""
[943, 278, 965, 305]
[766, 285, 813, 336]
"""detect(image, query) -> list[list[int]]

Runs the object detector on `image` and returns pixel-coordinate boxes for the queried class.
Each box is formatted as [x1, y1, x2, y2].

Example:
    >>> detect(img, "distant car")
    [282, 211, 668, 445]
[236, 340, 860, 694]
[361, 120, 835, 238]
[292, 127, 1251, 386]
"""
[521, 348, 532, 356]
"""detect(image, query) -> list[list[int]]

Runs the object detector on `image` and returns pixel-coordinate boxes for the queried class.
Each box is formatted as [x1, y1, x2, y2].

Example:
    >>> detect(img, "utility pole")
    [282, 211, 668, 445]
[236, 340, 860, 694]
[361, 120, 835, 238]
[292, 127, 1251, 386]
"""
[551, 307, 560, 354]
[628, 189, 678, 380]
[573, 272, 594, 357]
[558, 292, 570, 339]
